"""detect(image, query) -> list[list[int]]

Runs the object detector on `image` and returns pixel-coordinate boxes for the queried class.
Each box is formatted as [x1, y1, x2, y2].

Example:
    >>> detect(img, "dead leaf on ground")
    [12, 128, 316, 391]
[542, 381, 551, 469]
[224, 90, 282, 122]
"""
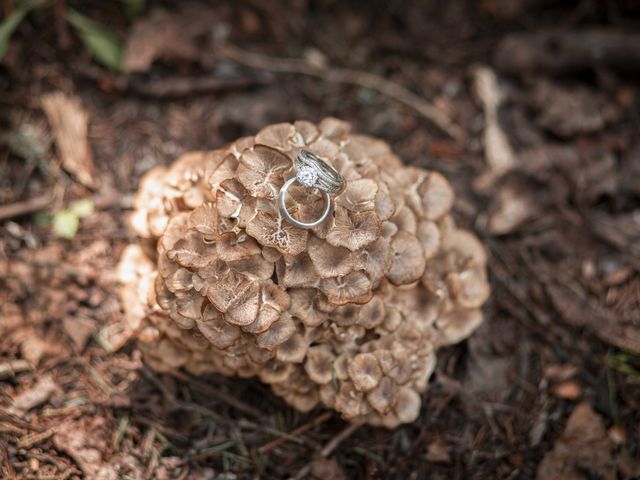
[53, 417, 118, 479]
[310, 457, 347, 480]
[63, 316, 97, 351]
[10, 374, 59, 415]
[19, 329, 65, 366]
[550, 381, 582, 400]
[425, 438, 451, 463]
[485, 178, 538, 235]
[123, 7, 217, 73]
[41, 92, 97, 189]
[589, 210, 640, 259]
[533, 80, 621, 138]
[545, 281, 640, 353]
[537, 402, 615, 480]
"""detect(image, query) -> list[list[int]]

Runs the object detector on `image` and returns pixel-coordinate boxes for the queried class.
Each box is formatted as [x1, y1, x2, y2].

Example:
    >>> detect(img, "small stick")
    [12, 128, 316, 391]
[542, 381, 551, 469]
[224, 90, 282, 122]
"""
[258, 411, 332, 454]
[0, 194, 53, 222]
[290, 422, 362, 480]
[223, 45, 465, 142]
[0, 441, 16, 480]
[0, 359, 31, 379]
[170, 371, 262, 419]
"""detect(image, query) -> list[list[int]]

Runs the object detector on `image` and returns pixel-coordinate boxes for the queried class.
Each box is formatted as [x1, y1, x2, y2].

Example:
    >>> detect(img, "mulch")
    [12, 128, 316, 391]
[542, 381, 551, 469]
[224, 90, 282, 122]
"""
[1, 1, 639, 478]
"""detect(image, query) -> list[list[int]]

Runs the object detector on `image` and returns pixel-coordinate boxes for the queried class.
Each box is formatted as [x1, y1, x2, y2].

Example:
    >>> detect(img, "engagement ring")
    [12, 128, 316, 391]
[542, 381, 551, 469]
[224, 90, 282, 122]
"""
[278, 150, 345, 229]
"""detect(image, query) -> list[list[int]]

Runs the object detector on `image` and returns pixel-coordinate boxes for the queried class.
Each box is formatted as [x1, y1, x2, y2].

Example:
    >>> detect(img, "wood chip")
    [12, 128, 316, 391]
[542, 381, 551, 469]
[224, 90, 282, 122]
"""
[0, 359, 31, 379]
[41, 92, 97, 189]
[10, 374, 59, 415]
[472, 66, 516, 191]
[550, 381, 582, 400]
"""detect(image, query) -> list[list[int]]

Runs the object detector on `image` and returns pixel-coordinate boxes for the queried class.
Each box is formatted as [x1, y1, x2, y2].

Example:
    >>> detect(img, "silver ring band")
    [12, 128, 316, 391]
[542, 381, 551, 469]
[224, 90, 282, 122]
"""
[278, 177, 332, 229]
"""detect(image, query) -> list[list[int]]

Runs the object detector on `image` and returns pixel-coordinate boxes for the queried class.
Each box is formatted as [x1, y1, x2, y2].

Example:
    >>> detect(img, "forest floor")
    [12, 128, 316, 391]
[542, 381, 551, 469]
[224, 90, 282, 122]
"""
[1, 1, 640, 479]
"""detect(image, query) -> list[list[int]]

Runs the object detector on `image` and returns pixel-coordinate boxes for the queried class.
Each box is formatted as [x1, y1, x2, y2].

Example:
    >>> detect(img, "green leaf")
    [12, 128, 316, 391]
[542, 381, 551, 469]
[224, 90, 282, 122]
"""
[53, 209, 80, 239]
[119, 0, 145, 19]
[0, 5, 30, 59]
[70, 199, 94, 218]
[65, 8, 123, 72]
[33, 211, 51, 227]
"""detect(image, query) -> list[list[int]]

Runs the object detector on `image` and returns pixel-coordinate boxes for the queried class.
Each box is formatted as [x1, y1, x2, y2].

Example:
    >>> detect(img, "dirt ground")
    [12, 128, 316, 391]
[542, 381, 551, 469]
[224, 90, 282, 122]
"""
[1, 1, 640, 479]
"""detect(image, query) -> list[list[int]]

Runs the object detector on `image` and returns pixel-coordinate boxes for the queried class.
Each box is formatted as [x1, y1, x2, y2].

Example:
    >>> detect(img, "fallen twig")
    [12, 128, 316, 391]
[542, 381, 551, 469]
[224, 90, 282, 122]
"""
[0, 194, 54, 222]
[495, 29, 640, 75]
[128, 74, 270, 98]
[223, 45, 465, 141]
[258, 411, 332, 454]
[0, 359, 32, 379]
[171, 370, 263, 419]
[0, 442, 16, 480]
[290, 421, 362, 480]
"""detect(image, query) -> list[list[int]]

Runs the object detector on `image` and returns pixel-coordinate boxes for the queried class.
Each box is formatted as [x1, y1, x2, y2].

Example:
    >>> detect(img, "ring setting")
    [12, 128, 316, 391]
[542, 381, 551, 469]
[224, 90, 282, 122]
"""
[278, 150, 345, 229]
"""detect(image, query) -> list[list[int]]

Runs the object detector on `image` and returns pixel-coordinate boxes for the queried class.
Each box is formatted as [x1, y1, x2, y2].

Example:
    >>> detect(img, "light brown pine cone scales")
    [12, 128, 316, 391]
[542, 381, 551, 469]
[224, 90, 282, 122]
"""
[118, 118, 490, 427]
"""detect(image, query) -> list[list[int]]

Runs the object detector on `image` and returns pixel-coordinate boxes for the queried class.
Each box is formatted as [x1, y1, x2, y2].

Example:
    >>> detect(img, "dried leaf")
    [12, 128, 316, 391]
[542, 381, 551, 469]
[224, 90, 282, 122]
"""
[20, 330, 63, 365]
[54, 417, 117, 479]
[537, 402, 615, 480]
[424, 439, 451, 463]
[486, 180, 537, 235]
[310, 457, 347, 480]
[41, 91, 97, 189]
[533, 80, 620, 137]
[546, 281, 640, 353]
[63, 316, 96, 350]
[123, 7, 215, 73]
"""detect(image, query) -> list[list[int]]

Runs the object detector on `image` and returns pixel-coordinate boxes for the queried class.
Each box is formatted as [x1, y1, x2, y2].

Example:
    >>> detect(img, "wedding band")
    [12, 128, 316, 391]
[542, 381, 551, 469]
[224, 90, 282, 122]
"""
[278, 151, 345, 229]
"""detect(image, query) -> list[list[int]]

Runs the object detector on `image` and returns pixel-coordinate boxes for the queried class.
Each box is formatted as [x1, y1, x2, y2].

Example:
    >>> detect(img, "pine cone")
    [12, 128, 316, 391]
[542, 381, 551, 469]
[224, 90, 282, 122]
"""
[118, 118, 490, 427]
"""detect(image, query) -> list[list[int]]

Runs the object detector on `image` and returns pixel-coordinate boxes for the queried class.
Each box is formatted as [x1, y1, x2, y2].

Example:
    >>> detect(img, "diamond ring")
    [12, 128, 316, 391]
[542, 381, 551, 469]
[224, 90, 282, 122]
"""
[279, 150, 345, 229]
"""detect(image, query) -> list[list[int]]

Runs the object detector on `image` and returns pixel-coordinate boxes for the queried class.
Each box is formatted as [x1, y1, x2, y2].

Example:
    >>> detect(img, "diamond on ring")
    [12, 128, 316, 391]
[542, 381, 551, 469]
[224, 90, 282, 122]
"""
[296, 166, 319, 188]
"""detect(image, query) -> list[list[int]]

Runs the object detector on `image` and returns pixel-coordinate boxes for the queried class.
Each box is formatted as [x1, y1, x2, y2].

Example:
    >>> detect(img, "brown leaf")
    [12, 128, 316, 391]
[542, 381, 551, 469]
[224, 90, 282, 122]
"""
[62, 316, 97, 351]
[550, 381, 582, 400]
[41, 92, 97, 189]
[537, 402, 615, 480]
[533, 80, 620, 138]
[310, 457, 347, 480]
[425, 439, 451, 463]
[486, 180, 537, 235]
[53, 417, 117, 479]
[19, 329, 64, 366]
[546, 282, 640, 353]
[123, 7, 216, 73]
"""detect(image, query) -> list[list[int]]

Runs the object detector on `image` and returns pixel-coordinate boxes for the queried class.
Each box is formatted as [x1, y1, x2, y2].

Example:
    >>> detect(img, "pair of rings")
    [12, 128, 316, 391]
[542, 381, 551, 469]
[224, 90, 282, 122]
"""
[278, 150, 345, 229]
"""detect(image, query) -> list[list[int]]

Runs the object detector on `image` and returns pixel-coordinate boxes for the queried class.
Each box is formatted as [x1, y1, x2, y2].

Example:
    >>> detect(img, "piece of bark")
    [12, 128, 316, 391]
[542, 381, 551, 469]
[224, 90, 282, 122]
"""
[495, 30, 640, 75]
[41, 92, 97, 189]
